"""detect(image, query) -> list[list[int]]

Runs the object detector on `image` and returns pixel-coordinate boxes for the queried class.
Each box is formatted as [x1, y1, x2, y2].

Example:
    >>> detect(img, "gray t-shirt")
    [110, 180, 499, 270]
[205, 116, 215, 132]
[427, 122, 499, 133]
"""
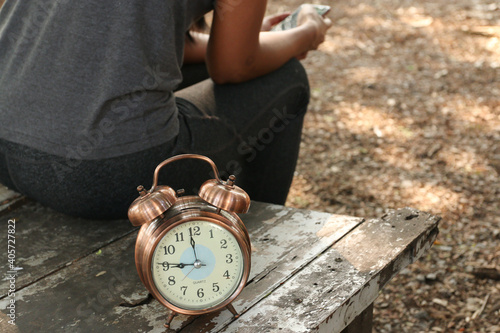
[0, 0, 213, 159]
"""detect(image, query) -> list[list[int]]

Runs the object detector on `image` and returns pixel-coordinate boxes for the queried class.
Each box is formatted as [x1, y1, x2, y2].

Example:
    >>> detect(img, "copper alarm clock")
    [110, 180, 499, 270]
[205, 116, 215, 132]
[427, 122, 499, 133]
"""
[127, 154, 251, 328]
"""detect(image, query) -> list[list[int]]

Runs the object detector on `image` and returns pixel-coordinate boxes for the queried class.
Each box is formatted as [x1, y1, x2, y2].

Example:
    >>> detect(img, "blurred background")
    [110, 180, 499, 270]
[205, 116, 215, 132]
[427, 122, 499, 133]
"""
[268, 0, 499, 332]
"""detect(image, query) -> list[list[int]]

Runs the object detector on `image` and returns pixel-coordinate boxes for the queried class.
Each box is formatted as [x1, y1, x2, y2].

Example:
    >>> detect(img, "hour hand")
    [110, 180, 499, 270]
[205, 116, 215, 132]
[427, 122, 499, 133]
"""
[160, 262, 192, 270]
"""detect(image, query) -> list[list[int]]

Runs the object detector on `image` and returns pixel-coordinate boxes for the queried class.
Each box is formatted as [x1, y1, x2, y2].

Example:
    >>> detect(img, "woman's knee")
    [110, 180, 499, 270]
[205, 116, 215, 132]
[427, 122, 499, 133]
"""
[276, 58, 310, 117]
[282, 58, 310, 88]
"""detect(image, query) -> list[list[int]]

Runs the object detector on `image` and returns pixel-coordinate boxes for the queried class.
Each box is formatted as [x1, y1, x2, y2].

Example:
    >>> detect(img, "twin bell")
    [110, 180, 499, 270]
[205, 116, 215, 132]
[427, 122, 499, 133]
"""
[127, 154, 250, 227]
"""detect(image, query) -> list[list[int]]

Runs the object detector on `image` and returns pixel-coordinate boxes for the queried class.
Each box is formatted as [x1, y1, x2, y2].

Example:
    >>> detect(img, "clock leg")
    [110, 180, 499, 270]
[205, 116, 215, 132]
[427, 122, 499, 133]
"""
[226, 303, 240, 318]
[164, 311, 177, 329]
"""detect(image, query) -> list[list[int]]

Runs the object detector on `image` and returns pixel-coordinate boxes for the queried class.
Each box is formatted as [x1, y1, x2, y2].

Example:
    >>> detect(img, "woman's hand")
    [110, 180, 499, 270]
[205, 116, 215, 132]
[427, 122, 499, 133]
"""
[207, 0, 333, 83]
[297, 4, 332, 53]
[261, 12, 290, 31]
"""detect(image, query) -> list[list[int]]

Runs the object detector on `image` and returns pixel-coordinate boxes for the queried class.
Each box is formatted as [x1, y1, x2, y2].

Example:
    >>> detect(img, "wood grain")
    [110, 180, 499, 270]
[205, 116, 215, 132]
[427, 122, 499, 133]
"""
[0, 202, 362, 332]
[219, 208, 439, 333]
[0, 202, 136, 297]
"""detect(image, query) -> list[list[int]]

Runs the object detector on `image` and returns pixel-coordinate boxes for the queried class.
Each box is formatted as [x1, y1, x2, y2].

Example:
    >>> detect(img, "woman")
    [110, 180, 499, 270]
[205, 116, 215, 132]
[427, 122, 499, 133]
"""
[0, 0, 331, 219]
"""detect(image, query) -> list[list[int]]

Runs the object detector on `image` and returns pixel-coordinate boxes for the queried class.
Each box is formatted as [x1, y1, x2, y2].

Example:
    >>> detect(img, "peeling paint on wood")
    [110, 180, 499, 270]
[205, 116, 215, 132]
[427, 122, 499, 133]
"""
[219, 249, 370, 333]
[175, 203, 363, 332]
[0, 232, 146, 333]
[0, 202, 361, 332]
[0, 185, 23, 214]
[0, 202, 136, 296]
[0, 185, 17, 203]
[0, 202, 438, 333]
[219, 208, 439, 333]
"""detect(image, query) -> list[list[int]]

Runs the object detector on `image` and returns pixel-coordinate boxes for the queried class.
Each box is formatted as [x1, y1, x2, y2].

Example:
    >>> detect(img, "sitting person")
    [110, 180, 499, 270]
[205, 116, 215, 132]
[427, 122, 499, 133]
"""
[0, 0, 331, 219]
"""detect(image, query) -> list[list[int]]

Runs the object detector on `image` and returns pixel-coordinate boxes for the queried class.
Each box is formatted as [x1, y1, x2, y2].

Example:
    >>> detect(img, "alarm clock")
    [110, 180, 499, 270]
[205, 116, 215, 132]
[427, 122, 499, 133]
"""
[127, 154, 251, 328]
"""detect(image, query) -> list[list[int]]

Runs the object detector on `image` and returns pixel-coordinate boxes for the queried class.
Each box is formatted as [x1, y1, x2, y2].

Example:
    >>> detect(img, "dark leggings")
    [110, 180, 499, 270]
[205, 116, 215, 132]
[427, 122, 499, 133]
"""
[0, 59, 310, 219]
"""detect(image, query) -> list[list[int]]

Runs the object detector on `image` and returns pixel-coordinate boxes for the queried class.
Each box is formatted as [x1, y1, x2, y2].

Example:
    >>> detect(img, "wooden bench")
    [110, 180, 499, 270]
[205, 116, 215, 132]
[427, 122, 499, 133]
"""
[0, 185, 440, 332]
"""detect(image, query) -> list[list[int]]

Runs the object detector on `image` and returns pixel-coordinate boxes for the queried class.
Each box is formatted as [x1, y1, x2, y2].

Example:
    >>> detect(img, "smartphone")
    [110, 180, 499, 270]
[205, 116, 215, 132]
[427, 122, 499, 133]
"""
[271, 4, 331, 31]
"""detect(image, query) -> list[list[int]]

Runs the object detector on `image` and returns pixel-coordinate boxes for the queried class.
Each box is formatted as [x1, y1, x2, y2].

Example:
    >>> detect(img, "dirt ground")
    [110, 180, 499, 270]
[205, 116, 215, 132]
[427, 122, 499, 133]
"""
[267, 0, 500, 332]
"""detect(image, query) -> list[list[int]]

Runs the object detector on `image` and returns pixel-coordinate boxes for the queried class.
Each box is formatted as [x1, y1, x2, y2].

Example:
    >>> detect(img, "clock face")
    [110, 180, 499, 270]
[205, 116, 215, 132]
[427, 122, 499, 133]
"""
[151, 219, 245, 310]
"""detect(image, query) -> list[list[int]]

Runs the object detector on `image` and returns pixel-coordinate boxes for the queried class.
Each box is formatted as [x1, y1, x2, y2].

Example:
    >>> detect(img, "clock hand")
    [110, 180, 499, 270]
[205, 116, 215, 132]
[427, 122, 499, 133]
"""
[159, 261, 207, 268]
[190, 236, 198, 260]
[182, 266, 196, 281]
[159, 262, 196, 269]
[181, 259, 207, 281]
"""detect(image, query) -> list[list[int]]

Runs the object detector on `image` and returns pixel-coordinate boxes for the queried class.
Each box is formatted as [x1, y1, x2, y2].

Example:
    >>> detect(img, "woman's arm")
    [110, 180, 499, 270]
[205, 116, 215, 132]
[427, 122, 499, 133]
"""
[184, 32, 209, 64]
[183, 12, 292, 65]
[207, 0, 331, 84]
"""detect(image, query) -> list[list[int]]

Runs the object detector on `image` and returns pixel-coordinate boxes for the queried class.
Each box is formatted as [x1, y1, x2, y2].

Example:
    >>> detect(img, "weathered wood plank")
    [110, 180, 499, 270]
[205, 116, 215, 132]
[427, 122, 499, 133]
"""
[318, 208, 439, 333]
[0, 186, 18, 203]
[219, 208, 440, 333]
[0, 202, 136, 297]
[0, 185, 24, 214]
[340, 304, 373, 333]
[174, 205, 363, 332]
[0, 202, 362, 332]
[0, 232, 142, 333]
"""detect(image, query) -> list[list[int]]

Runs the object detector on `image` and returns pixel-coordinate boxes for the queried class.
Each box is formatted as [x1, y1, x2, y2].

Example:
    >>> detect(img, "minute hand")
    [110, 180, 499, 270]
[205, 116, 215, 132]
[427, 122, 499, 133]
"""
[190, 236, 198, 260]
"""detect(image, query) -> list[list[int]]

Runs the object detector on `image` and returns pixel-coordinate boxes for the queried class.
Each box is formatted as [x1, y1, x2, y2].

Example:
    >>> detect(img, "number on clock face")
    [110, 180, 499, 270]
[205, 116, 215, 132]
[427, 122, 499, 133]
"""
[152, 220, 244, 310]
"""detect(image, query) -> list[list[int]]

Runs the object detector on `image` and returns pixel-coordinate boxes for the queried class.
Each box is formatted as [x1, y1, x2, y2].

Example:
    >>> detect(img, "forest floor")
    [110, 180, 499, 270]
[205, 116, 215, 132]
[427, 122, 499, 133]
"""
[267, 0, 500, 332]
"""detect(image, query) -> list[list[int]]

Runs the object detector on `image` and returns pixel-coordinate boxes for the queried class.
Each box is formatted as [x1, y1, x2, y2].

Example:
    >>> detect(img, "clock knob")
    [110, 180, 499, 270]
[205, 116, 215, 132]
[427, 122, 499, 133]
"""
[127, 185, 177, 226]
[199, 175, 250, 213]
